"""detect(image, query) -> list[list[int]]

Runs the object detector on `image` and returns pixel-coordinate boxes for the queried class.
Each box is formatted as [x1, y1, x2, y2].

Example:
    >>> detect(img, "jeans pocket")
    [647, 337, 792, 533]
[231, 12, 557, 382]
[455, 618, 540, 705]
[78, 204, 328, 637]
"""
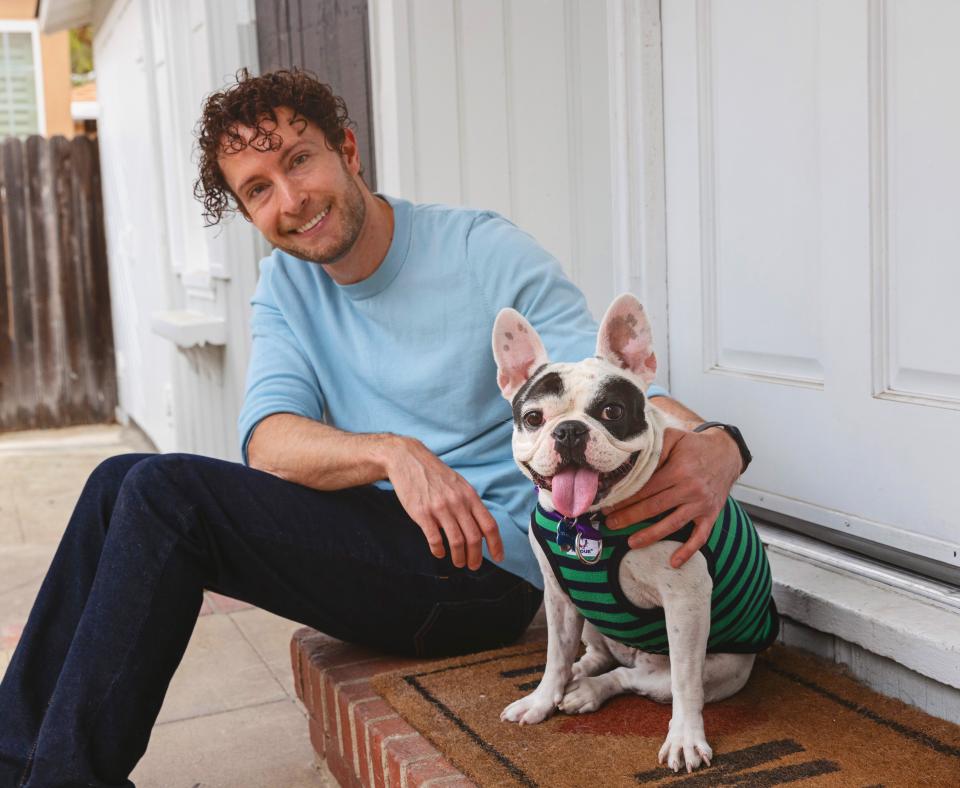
[412, 581, 541, 659]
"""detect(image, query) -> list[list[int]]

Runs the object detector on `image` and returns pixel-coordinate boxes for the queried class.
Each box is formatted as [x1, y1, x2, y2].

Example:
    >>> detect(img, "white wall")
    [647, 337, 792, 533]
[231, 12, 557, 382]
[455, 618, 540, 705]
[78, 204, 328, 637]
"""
[92, 0, 268, 459]
[93, 0, 178, 451]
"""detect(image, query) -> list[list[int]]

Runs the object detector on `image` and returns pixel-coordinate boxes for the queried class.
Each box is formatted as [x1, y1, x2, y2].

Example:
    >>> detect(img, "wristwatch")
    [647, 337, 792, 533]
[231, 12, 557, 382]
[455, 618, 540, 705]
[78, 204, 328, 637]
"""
[692, 422, 752, 474]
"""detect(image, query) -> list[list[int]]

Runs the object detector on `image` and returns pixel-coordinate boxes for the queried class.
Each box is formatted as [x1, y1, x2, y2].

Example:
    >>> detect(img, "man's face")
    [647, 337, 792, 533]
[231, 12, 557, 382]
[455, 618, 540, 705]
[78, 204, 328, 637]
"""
[217, 108, 366, 265]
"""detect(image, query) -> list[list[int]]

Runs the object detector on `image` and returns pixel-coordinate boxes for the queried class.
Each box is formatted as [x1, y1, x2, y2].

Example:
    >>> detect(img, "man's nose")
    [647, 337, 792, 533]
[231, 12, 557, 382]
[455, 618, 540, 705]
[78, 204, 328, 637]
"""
[552, 420, 588, 449]
[278, 179, 307, 215]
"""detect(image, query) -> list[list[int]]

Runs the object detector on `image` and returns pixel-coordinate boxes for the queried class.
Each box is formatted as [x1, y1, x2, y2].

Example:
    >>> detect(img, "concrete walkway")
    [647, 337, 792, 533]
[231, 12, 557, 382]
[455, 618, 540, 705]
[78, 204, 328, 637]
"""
[0, 425, 336, 787]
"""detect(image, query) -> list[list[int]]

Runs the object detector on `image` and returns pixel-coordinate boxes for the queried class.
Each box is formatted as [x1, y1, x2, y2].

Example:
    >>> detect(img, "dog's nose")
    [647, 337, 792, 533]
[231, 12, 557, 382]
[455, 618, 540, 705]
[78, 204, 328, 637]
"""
[552, 420, 588, 449]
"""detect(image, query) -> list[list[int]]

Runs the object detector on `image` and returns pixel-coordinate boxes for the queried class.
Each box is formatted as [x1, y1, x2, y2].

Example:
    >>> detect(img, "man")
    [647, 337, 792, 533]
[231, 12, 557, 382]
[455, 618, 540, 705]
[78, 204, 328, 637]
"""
[0, 69, 744, 786]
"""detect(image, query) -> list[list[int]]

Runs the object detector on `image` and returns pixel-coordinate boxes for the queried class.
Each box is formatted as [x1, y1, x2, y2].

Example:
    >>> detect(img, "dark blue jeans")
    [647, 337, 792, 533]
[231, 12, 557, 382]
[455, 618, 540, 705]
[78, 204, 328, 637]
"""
[0, 453, 541, 787]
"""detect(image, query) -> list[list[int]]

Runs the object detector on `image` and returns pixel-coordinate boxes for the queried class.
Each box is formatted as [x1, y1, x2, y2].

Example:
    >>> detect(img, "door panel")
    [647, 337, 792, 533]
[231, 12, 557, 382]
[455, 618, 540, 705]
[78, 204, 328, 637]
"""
[662, 0, 959, 572]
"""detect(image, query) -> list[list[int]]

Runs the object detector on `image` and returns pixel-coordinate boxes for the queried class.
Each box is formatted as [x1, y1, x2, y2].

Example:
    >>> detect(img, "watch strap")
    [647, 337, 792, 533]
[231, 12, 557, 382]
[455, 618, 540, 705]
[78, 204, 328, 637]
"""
[692, 421, 752, 473]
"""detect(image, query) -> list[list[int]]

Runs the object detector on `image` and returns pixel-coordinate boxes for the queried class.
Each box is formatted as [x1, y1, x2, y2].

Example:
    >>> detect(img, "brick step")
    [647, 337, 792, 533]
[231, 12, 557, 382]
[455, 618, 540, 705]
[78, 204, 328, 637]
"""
[291, 629, 476, 788]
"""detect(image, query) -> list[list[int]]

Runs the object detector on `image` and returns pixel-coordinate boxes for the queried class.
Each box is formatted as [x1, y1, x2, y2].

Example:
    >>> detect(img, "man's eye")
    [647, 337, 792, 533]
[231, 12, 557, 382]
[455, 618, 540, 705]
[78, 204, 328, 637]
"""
[601, 404, 624, 421]
[248, 184, 266, 199]
[523, 410, 544, 429]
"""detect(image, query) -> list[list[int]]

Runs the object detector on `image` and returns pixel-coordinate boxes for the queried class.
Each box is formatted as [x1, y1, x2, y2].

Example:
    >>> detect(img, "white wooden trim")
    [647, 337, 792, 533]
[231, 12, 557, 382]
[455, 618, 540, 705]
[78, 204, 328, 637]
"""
[737, 482, 960, 570]
[151, 310, 227, 348]
[0, 19, 42, 31]
[606, 0, 670, 387]
[763, 525, 960, 692]
[368, 0, 416, 197]
[30, 21, 45, 135]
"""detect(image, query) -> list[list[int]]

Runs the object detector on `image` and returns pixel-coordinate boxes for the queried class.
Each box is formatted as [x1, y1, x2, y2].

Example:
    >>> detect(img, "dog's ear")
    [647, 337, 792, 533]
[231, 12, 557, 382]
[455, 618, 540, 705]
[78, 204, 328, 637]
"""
[596, 293, 657, 385]
[492, 308, 549, 401]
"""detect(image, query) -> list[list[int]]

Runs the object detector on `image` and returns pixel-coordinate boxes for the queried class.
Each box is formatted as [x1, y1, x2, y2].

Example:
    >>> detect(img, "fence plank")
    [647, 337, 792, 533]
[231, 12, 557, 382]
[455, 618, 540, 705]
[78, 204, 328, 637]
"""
[72, 136, 116, 422]
[26, 134, 57, 427]
[0, 134, 116, 432]
[3, 139, 33, 429]
[0, 140, 11, 423]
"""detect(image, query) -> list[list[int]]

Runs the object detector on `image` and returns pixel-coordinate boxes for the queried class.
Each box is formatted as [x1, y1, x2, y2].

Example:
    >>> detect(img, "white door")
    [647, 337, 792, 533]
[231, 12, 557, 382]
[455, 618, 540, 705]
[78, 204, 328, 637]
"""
[661, 0, 959, 574]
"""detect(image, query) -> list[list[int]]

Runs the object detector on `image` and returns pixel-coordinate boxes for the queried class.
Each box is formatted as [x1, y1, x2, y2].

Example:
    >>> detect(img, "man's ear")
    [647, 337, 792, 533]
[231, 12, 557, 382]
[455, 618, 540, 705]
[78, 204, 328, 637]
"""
[596, 293, 657, 385]
[341, 128, 361, 176]
[492, 309, 549, 401]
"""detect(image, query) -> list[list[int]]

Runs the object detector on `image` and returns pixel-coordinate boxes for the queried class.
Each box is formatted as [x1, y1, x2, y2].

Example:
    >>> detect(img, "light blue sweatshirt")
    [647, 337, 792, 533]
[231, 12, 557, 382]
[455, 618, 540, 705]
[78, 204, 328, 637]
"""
[238, 195, 668, 587]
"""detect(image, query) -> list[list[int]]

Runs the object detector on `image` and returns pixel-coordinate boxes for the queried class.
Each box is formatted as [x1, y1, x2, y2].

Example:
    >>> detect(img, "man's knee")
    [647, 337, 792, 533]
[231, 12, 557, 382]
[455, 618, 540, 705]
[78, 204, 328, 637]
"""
[115, 453, 235, 529]
[84, 453, 154, 503]
[116, 453, 202, 501]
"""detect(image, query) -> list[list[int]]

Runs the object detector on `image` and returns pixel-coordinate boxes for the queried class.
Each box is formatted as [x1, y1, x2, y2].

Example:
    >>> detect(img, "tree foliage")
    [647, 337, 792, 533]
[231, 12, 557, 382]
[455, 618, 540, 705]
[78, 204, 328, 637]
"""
[70, 26, 94, 82]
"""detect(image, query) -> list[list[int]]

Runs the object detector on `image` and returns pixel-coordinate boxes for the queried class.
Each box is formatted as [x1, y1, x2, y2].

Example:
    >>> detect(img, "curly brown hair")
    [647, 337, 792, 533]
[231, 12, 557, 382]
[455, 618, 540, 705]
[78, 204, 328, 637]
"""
[194, 67, 354, 226]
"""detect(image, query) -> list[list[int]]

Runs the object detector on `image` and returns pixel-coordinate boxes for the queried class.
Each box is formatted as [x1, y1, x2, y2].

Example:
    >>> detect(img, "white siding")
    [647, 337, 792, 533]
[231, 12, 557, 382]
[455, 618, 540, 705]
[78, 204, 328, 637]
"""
[369, 0, 668, 362]
[92, 0, 268, 459]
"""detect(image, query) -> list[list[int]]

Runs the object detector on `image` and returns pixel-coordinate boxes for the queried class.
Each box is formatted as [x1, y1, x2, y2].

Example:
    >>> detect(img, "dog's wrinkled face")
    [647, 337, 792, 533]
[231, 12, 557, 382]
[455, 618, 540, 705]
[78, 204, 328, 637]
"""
[493, 294, 662, 518]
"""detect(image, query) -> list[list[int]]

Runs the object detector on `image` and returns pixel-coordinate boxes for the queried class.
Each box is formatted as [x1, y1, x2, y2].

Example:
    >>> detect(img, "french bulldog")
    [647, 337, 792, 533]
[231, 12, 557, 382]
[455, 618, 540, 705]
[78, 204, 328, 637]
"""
[492, 293, 778, 773]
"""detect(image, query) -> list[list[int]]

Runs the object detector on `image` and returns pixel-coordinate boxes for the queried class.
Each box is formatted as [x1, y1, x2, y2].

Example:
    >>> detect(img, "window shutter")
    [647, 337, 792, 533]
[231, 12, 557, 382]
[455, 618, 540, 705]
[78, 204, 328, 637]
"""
[0, 31, 40, 138]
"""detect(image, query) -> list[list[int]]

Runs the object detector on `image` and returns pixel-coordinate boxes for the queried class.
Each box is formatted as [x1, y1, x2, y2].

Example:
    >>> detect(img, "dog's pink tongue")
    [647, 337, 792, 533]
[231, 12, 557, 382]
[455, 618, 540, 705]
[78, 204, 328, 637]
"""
[551, 467, 600, 518]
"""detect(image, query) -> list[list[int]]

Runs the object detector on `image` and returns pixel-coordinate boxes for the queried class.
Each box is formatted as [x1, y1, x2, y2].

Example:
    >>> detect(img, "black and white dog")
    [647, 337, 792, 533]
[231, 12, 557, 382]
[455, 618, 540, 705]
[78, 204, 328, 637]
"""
[493, 294, 778, 773]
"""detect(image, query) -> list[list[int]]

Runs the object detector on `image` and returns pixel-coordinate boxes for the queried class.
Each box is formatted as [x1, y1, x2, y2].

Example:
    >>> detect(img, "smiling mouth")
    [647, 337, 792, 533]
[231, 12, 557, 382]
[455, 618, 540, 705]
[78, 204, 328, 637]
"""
[291, 205, 330, 234]
[524, 451, 640, 495]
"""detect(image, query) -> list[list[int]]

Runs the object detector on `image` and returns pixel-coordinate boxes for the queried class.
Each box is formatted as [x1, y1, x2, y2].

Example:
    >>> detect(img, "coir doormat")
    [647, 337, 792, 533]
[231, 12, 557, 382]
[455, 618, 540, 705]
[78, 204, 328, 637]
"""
[371, 643, 960, 786]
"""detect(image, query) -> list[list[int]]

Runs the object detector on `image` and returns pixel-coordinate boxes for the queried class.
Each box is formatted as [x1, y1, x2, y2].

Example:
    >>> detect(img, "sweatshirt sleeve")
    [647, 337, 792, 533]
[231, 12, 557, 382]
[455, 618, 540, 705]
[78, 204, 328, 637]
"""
[237, 256, 325, 464]
[466, 212, 670, 398]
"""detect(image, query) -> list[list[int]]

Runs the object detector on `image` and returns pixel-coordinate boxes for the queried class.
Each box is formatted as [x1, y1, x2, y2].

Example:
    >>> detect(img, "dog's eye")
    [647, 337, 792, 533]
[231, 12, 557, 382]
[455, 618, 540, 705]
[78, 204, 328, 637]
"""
[601, 404, 624, 421]
[523, 410, 544, 429]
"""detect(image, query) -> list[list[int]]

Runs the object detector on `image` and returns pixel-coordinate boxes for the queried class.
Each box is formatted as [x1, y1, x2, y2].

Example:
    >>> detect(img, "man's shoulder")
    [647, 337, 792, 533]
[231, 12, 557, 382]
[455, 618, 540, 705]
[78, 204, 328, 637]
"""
[251, 247, 332, 309]
[397, 197, 517, 239]
[256, 247, 327, 284]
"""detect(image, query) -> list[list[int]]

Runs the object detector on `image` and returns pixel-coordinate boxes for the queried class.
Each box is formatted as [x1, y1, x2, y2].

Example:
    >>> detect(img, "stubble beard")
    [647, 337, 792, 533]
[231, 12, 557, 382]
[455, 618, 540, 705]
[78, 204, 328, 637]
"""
[278, 170, 367, 266]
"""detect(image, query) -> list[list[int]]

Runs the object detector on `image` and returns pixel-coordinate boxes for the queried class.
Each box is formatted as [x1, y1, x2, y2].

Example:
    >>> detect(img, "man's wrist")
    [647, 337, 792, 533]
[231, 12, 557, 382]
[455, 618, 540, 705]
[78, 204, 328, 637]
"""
[373, 433, 416, 478]
[693, 422, 752, 474]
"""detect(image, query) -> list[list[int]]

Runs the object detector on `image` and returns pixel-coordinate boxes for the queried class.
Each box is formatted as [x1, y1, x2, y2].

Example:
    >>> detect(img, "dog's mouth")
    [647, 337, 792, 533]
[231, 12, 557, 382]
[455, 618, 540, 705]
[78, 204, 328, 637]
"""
[525, 451, 640, 517]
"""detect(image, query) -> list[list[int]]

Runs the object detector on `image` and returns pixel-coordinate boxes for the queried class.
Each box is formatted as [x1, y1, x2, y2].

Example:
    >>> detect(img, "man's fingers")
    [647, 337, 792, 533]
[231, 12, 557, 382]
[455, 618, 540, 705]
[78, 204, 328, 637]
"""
[669, 517, 715, 568]
[417, 515, 446, 559]
[472, 499, 504, 562]
[605, 487, 679, 529]
[601, 461, 684, 517]
[435, 512, 468, 568]
[657, 427, 685, 466]
[458, 514, 486, 571]
[626, 505, 695, 549]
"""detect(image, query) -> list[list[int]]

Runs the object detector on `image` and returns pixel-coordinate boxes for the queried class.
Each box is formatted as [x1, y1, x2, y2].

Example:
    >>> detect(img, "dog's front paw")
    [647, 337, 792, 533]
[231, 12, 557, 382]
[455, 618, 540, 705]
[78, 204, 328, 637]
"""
[657, 720, 713, 773]
[500, 688, 562, 726]
[558, 678, 603, 714]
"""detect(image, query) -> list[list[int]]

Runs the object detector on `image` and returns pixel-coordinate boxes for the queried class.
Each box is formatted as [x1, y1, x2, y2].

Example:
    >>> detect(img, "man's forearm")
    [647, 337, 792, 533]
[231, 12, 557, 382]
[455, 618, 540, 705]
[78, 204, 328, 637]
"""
[247, 412, 406, 490]
[649, 396, 745, 474]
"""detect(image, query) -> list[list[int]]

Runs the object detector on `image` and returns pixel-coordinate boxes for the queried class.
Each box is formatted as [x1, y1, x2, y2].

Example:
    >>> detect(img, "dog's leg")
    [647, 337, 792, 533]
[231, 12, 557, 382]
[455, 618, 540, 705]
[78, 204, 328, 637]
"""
[571, 622, 616, 679]
[561, 651, 670, 713]
[703, 653, 755, 702]
[657, 561, 714, 773]
[501, 537, 583, 725]
[561, 649, 755, 714]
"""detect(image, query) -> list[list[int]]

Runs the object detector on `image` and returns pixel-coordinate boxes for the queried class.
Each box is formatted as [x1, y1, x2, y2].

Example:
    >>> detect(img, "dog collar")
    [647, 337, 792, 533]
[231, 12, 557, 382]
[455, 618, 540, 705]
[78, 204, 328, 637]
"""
[536, 506, 604, 565]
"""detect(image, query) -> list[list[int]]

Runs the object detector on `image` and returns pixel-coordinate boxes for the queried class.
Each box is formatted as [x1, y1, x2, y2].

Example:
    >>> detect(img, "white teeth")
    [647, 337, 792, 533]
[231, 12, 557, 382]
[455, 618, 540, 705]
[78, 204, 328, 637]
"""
[295, 206, 329, 233]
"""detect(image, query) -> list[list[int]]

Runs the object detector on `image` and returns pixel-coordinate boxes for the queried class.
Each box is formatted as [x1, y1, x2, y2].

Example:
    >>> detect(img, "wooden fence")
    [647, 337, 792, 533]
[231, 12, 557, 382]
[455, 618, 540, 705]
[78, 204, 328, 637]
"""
[0, 135, 117, 432]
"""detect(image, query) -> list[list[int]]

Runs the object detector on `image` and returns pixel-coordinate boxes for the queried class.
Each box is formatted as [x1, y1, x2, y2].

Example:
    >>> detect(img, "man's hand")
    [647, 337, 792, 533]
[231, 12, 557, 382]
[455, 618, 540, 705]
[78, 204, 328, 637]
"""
[384, 436, 505, 571]
[603, 427, 742, 568]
